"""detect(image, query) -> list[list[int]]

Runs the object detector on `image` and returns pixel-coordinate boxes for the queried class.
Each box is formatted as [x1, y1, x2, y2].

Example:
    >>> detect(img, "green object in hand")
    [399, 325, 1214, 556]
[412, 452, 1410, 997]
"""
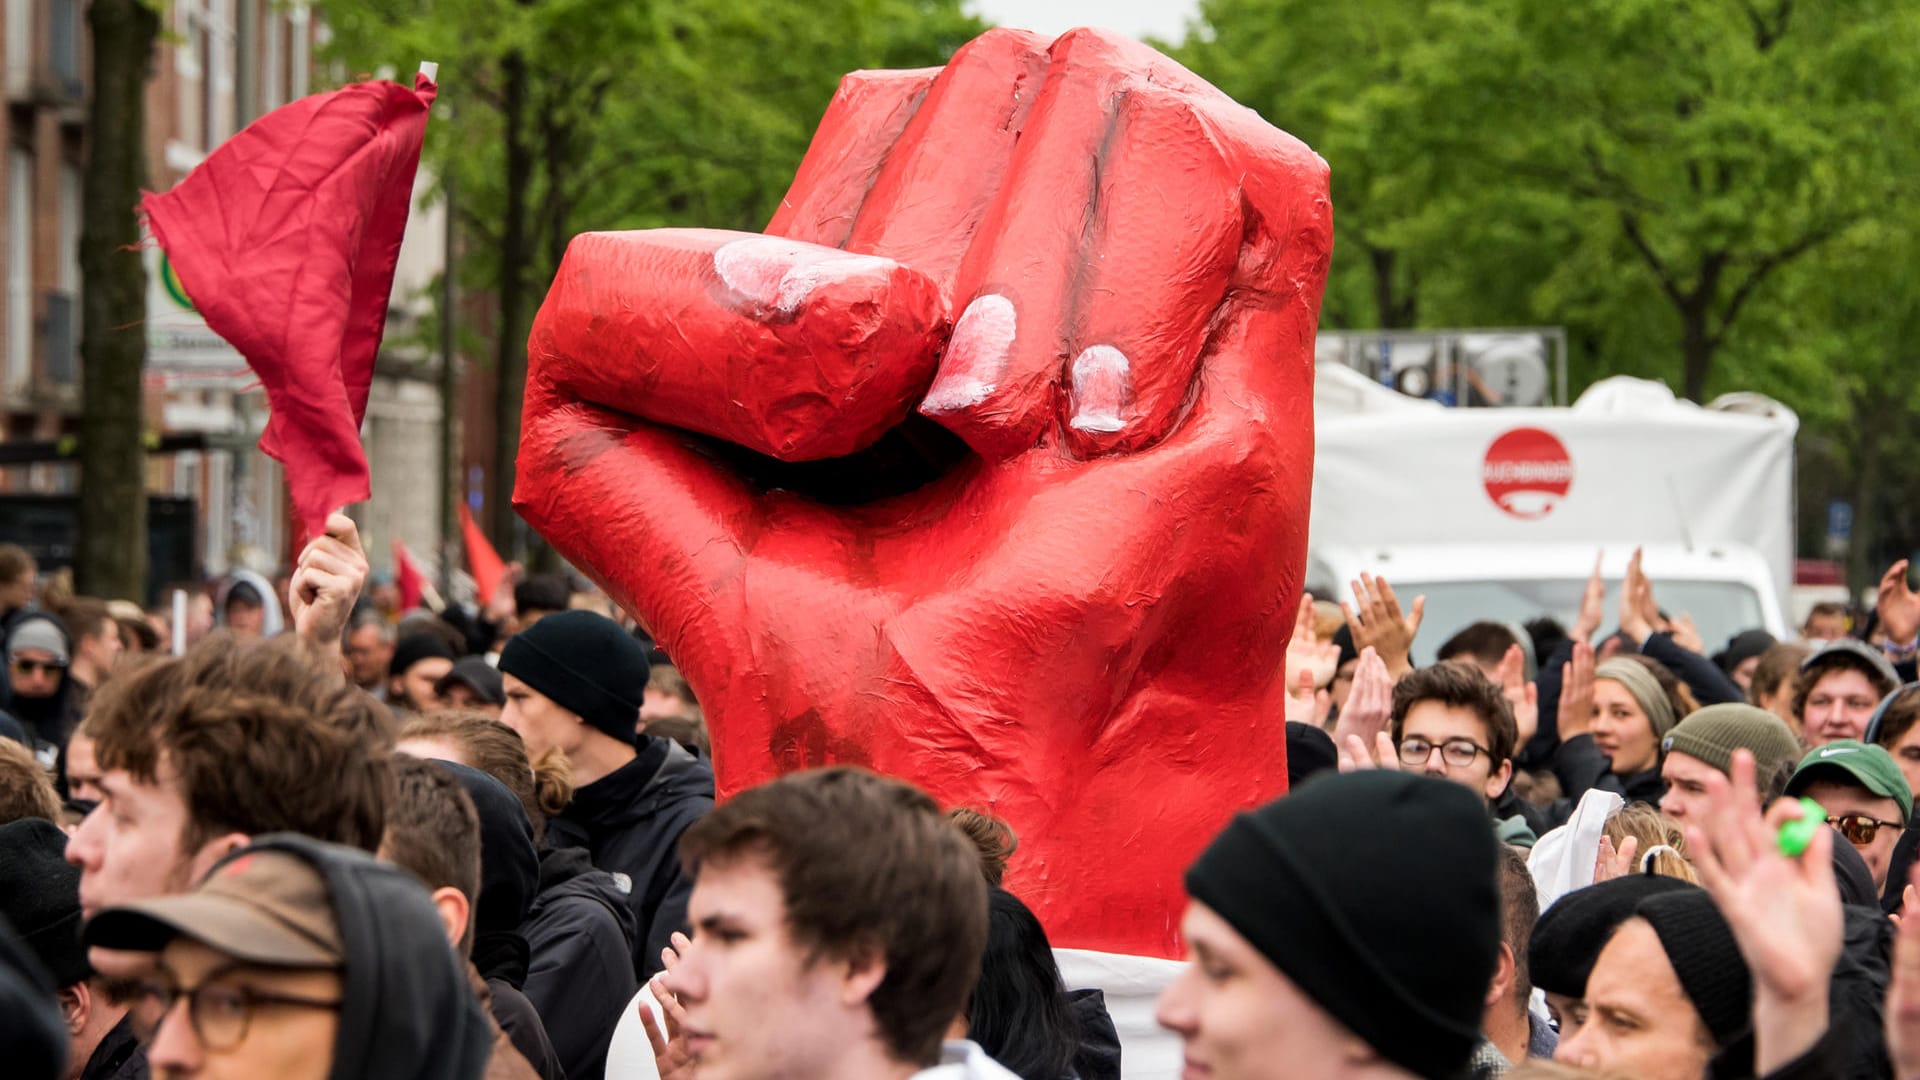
[1776, 798, 1827, 858]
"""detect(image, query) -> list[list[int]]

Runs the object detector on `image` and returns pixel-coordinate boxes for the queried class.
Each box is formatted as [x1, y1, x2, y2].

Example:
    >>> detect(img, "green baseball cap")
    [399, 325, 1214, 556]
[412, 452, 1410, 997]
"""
[1785, 740, 1913, 824]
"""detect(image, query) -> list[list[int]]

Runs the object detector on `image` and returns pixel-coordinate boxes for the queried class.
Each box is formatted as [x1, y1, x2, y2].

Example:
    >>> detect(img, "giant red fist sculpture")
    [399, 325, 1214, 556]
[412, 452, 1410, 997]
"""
[516, 27, 1331, 958]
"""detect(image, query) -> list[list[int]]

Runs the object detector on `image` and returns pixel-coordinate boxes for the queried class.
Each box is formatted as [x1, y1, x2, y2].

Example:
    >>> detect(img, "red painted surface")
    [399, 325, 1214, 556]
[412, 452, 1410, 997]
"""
[515, 28, 1332, 958]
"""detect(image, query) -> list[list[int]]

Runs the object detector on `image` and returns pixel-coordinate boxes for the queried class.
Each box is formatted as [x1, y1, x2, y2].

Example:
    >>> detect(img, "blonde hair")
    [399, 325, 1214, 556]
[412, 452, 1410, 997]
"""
[1604, 803, 1698, 883]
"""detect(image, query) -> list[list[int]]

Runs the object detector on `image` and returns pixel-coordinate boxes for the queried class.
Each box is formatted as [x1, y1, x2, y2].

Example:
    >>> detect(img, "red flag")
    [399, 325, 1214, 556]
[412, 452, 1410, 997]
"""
[459, 505, 507, 605]
[393, 538, 425, 613]
[144, 72, 438, 534]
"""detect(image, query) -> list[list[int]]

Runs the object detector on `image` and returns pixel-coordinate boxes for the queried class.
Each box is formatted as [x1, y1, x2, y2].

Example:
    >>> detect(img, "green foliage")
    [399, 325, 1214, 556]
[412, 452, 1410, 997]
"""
[1178, 0, 1920, 579]
[317, 0, 979, 302]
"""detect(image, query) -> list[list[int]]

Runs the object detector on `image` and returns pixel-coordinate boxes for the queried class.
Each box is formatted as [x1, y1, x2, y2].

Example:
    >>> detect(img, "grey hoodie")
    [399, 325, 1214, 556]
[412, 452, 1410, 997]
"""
[215, 568, 286, 637]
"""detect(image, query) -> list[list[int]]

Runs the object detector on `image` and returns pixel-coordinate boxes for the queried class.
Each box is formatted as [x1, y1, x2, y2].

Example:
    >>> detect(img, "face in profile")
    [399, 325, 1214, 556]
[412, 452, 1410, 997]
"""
[1156, 901, 1367, 1080]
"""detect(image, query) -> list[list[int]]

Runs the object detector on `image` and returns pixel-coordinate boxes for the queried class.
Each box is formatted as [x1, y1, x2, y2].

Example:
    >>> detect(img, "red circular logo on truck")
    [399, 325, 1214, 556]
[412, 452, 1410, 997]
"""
[1483, 428, 1573, 519]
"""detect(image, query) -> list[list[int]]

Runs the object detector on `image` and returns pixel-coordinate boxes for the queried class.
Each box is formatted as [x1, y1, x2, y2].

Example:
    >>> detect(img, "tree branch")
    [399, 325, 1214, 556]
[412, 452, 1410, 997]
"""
[1709, 220, 1851, 347]
[1618, 211, 1687, 310]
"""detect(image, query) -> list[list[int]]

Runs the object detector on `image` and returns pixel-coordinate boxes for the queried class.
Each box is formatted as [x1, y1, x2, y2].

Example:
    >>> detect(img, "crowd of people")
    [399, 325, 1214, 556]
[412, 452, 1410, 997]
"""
[9, 521, 1920, 1080]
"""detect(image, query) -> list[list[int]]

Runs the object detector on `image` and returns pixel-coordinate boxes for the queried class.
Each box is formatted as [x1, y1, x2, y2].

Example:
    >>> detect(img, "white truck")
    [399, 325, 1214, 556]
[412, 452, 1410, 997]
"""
[1309, 364, 1798, 660]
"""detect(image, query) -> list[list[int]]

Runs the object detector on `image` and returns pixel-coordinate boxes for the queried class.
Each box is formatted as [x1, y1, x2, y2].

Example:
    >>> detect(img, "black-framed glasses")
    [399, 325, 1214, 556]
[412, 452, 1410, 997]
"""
[1829, 813, 1903, 847]
[131, 971, 341, 1051]
[1397, 735, 1492, 769]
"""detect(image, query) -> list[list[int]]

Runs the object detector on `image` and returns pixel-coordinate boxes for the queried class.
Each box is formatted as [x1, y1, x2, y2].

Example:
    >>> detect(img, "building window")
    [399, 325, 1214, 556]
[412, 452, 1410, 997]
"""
[6, 148, 32, 389]
[4, 0, 29, 100]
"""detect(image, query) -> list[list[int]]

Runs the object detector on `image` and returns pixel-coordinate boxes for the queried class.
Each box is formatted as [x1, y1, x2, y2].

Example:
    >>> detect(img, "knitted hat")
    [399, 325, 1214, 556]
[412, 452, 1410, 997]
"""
[389, 631, 458, 680]
[1528, 874, 1698, 997]
[1635, 889, 1752, 1050]
[4, 616, 69, 665]
[0, 819, 87, 986]
[1801, 638, 1900, 695]
[499, 610, 648, 747]
[1785, 739, 1913, 824]
[1285, 722, 1337, 789]
[1186, 771, 1498, 1079]
[1712, 629, 1776, 676]
[1594, 658, 1678, 738]
[434, 656, 505, 707]
[1660, 704, 1802, 781]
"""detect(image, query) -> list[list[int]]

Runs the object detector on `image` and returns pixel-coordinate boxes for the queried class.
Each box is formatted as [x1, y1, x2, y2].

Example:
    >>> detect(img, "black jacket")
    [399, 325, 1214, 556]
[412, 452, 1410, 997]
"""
[79, 1014, 146, 1080]
[489, 976, 566, 1080]
[1546, 734, 1665, 825]
[522, 846, 640, 1080]
[546, 736, 712, 981]
[242, 834, 492, 1080]
[1640, 632, 1744, 708]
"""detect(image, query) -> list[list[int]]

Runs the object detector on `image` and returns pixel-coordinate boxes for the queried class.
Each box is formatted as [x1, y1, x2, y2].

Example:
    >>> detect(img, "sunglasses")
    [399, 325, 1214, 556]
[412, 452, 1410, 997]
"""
[1829, 813, 1903, 847]
[9, 658, 65, 676]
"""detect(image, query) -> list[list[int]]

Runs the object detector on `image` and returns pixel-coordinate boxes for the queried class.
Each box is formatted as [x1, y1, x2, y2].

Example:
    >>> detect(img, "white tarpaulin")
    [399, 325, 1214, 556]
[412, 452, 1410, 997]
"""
[1310, 373, 1798, 612]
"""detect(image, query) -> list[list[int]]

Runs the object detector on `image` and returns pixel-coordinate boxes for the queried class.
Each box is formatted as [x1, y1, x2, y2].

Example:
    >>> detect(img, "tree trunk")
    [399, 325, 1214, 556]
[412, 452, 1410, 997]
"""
[1679, 303, 1714, 403]
[76, 0, 158, 601]
[1367, 245, 1416, 329]
[490, 49, 531, 554]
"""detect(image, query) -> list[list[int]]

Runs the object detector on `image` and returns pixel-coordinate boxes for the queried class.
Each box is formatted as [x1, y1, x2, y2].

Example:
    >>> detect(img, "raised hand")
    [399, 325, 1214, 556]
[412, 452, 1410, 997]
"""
[1591, 833, 1640, 884]
[1880, 560, 1920, 648]
[1283, 667, 1332, 729]
[1285, 593, 1340, 693]
[638, 932, 695, 1080]
[1557, 639, 1597, 739]
[1342, 572, 1425, 678]
[1894, 864, 1920, 1079]
[1494, 643, 1539, 748]
[1686, 750, 1842, 1074]
[1670, 612, 1706, 656]
[1331, 646, 1393, 750]
[514, 28, 1333, 958]
[1618, 547, 1654, 644]
[289, 512, 369, 657]
[1338, 731, 1401, 774]
[1571, 550, 1606, 643]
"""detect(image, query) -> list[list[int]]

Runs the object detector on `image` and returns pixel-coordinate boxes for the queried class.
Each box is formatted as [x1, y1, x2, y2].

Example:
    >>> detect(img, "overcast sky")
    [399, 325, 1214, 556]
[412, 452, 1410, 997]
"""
[965, 0, 1202, 44]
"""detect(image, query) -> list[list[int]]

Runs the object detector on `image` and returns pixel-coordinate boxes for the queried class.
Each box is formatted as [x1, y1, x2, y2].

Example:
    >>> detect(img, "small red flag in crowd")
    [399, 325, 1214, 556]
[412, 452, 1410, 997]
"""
[393, 537, 426, 613]
[143, 70, 438, 535]
[459, 505, 507, 606]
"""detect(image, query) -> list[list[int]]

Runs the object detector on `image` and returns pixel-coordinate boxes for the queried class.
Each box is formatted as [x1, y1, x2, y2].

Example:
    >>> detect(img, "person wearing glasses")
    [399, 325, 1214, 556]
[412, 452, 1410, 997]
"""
[1781, 739, 1912, 892]
[82, 833, 492, 1080]
[1345, 662, 1535, 846]
[5, 611, 77, 761]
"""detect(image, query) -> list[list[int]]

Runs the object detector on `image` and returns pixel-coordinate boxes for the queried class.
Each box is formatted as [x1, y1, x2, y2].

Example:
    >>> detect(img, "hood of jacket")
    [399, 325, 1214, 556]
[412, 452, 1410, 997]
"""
[215, 569, 285, 637]
[239, 834, 491, 1080]
[565, 736, 714, 831]
[533, 845, 639, 942]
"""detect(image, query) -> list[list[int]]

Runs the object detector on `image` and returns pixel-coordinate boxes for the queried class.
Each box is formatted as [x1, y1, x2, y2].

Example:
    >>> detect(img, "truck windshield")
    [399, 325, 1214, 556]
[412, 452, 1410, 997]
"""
[1405, 580, 1767, 667]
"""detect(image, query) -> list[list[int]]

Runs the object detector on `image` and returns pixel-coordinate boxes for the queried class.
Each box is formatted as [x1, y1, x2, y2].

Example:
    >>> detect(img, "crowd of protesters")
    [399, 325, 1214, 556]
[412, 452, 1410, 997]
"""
[10, 522, 1920, 1080]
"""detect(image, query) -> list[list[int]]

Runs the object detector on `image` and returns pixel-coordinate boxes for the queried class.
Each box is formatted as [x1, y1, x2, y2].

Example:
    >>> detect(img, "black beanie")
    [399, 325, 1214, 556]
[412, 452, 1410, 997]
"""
[390, 632, 458, 679]
[1186, 771, 1498, 1080]
[499, 610, 648, 746]
[436, 762, 539, 935]
[1529, 874, 1698, 997]
[1636, 889, 1752, 1050]
[0, 818, 88, 987]
[1284, 722, 1337, 788]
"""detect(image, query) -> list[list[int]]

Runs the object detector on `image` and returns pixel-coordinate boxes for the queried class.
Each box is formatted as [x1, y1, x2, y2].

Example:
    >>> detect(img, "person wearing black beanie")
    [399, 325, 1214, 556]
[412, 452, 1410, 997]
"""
[1157, 770, 1500, 1080]
[499, 609, 713, 982]
[0, 818, 145, 1079]
[1529, 874, 1700, 1037]
[388, 631, 458, 714]
[1554, 889, 1755, 1080]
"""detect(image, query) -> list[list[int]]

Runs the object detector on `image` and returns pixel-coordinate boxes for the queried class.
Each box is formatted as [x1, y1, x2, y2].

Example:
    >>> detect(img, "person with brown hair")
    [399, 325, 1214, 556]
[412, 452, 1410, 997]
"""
[950, 807, 1019, 887]
[0, 542, 36, 619]
[56, 598, 123, 712]
[647, 766, 1009, 1080]
[1748, 641, 1813, 732]
[398, 710, 638, 1080]
[64, 633, 393, 921]
[0, 737, 60, 825]
[1598, 804, 1698, 884]
[1482, 845, 1555, 1071]
[382, 756, 563, 1080]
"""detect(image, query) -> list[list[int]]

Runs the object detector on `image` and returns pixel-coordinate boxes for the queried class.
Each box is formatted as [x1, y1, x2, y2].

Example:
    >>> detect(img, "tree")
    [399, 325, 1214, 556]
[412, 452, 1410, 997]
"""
[76, 0, 159, 600]
[316, 0, 982, 555]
